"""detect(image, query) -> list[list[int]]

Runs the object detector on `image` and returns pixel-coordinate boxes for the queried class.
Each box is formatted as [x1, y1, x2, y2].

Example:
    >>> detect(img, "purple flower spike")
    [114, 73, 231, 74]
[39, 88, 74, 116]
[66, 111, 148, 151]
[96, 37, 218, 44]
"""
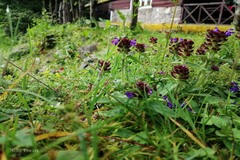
[171, 65, 190, 80]
[130, 39, 137, 46]
[111, 37, 120, 45]
[125, 92, 135, 98]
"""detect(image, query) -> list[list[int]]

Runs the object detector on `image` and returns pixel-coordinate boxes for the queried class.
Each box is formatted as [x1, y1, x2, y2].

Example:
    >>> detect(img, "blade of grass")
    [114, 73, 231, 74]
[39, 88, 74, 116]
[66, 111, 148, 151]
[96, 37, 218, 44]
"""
[169, 117, 206, 149]
[2, 88, 54, 105]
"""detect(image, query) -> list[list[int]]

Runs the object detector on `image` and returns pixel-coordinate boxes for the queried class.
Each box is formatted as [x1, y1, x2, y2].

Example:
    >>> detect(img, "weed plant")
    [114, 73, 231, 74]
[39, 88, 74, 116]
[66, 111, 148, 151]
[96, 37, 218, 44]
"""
[0, 15, 240, 160]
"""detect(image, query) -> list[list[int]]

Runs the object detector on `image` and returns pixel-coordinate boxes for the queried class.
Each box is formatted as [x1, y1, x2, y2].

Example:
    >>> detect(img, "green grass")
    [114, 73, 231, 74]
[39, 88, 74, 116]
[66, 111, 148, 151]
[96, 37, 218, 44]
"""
[0, 17, 240, 160]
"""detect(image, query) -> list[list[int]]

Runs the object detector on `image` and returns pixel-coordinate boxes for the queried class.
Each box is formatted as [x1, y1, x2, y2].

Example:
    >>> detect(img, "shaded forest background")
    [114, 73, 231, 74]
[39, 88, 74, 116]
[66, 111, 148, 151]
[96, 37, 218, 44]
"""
[0, 0, 240, 35]
[0, 0, 96, 34]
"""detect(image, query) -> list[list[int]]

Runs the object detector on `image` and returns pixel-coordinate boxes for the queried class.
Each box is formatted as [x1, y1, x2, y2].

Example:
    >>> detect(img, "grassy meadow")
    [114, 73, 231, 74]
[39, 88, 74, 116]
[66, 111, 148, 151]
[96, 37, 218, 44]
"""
[0, 13, 240, 160]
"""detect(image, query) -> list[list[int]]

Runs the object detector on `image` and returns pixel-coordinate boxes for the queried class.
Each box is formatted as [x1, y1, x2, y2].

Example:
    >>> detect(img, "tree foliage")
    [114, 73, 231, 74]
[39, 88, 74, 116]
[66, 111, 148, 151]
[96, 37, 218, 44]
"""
[0, 0, 43, 34]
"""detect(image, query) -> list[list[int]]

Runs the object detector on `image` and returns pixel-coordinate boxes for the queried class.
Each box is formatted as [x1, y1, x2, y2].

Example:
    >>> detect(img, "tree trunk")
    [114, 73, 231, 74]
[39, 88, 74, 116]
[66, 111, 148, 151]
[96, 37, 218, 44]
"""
[62, 1, 66, 23]
[130, 0, 139, 30]
[58, 2, 63, 23]
[70, 0, 74, 20]
[90, 0, 97, 27]
[234, 1, 240, 31]
[53, 0, 58, 20]
[78, 0, 84, 18]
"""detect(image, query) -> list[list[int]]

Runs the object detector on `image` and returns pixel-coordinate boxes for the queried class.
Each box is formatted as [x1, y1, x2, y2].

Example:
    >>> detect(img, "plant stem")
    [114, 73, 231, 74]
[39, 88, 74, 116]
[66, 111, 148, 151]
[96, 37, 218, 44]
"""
[122, 56, 125, 82]
[161, 1, 177, 62]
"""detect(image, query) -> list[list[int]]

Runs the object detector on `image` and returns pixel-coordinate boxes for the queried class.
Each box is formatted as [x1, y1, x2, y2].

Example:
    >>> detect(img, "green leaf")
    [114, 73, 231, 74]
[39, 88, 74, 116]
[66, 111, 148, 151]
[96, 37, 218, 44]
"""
[116, 10, 126, 21]
[98, 108, 123, 117]
[204, 96, 223, 105]
[157, 81, 178, 95]
[105, 20, 111, 29]
[13, 129, 34, 147]
[0, 112, 10, 122]
[56, 151, 84, 160]
[223, 139, 240, 157]
[147, 101, 178, 118]
[186, 147, 216, 160]
[110, 91, 128, 105]
[211, 116, 231, 128]
[127, 55, 142, 64]
[114, 128, 135, 138]
[39, 151, 84, 160]
[0, 135, 6, 144]
[232, 128, 240, 139]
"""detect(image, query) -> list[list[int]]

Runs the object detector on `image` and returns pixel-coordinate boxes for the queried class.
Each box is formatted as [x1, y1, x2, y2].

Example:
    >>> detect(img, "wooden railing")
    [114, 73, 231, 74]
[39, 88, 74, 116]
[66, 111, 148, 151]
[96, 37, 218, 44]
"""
[180, 1, 235, 24]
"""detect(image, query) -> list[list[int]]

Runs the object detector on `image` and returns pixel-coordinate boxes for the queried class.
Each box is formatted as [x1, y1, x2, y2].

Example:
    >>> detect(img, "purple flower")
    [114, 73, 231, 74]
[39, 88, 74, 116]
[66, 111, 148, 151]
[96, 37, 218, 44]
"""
[179, 38, 184, 42]
[163, 96, 174, 109]
[231, 82, 238, 86]
[180, 102, 186, 107]
[169, 38, 194, 56]
[196, 43, 208, 55]
[211, 65, 219, 71]
[163, 95, 168, 100]
[170, 38, 178, 43]
[136, 81, 153, 96]
[149, 37, 158, 44]
[125, 92, 135, 98]
[117, 38, 132, 52]
[98, 60, 111, 71]
[148, 89, 153, 95]
[171, 65, 190, 80]
[167, 101, 173, 108]
[159, 71, 165, 75]
[201, 28, 228, 52]
[213, 27, 219, 33]
[230, 86, 239, 93]
[111, 37, 120, 45]
[135, 43, 146, 52]
[187, 107, 193, 112]
[130, 39, 137, 46]
[230, 82, 239, 93]
[125, 81, 153, 99]
[225, 28, 234, 37]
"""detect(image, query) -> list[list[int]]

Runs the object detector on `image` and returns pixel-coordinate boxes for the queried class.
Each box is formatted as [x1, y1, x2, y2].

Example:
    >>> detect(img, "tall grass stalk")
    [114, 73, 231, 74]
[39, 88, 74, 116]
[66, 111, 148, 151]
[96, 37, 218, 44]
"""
[2, 5, 21, 77]
[161, 1, 178, 62]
